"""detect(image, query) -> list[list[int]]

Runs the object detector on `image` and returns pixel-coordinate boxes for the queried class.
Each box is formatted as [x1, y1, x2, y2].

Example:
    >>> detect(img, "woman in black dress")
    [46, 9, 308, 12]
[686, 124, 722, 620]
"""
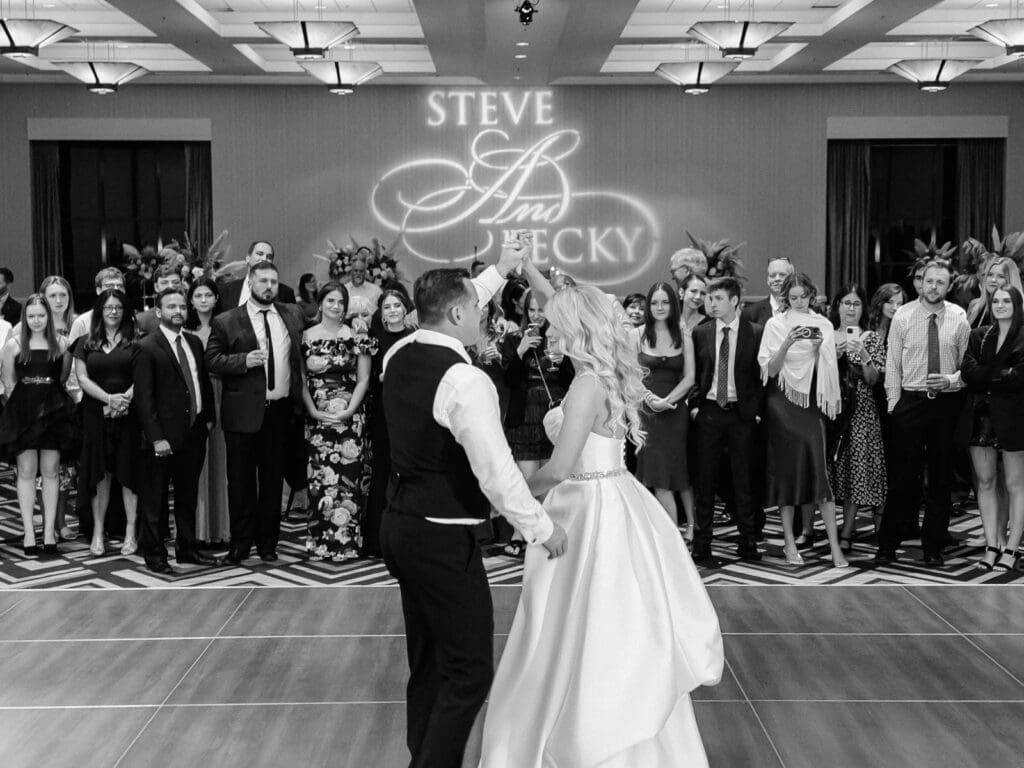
[636, 282, 695, 537]
[0, 295, 76, 555]
[757, 273, 847, 568]
[75, 290, 141, 557]
[364, 288, 414, 557]
[297, 272, 320, 326]
[962, 287, 1024, 571]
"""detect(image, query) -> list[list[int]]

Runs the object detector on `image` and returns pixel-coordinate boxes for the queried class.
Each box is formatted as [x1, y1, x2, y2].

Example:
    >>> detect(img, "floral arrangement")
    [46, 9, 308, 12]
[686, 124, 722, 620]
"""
[318, 235, 402, 285]
[122, 230, 231, 283]
[685, 231, 745, 278]
[903, 232, 957, 265]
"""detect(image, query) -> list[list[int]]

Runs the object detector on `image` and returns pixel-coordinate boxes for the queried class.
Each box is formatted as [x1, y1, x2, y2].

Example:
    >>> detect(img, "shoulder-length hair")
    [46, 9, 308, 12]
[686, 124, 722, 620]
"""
[642, 281, 682, 350]
[828, 283, 868, 329]
[316, 281, 350, 317]
[184, 277, 221, 330]
[867, 283, 907, 332]
[85, 290, 136, 351]
[545, 285, 648, 447]
[988, 286, 1024, 342]
[378, 287, 413, 314]
[17, 293, 61, 363]
[780, 273, 818, 309]
[298, 272, 317, 304]
[39, 274, 75, 331]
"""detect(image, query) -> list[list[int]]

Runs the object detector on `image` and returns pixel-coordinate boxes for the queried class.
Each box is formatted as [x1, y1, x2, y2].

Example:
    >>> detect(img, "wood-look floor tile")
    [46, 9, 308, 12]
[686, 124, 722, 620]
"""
[117, 703, 407, 768]
[692, 662, 745, 701]
[725, 634, 1024, 701]
[906, 586, 1024, 634]
[0, 592, 26, 616]
[965, 634, 1024, 686]
[0, 707, 155, 768]
[754, 701, 1024, 768]
[710, 586, 952, 634]
[0, 588, 248, 640]
[696, 701, 784, 768]
[0, 639, 209, 706]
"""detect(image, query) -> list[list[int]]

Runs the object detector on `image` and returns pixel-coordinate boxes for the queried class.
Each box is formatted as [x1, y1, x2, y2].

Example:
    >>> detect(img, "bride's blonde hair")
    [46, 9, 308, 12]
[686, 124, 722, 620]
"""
[544, 285, 647, 447]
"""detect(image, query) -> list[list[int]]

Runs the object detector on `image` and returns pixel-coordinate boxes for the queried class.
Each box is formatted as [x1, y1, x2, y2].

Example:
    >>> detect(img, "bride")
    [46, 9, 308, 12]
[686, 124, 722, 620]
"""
[477, 284, 724, 767]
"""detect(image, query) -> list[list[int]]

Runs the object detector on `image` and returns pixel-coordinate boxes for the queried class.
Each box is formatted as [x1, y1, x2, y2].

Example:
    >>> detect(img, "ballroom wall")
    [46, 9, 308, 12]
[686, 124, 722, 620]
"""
[0, 82, 1021, 297]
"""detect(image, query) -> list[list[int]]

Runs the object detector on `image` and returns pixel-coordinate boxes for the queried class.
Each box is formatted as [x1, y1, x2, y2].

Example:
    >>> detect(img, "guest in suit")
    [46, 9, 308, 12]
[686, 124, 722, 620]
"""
[962, 286, 1024, 571]
[206, 260, 306, 564]
[0, 267, 22, 326]
[136, 265, 182, 336]
[218, 240, 297, 307]
[133, 288, 219, 574]
[742, 257, 794, 326]
[690, 277, 765, 565]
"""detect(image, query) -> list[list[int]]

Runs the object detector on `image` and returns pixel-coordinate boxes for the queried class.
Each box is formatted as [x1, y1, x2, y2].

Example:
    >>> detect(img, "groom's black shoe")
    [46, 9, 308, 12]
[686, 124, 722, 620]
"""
[691, 550, 723, 569]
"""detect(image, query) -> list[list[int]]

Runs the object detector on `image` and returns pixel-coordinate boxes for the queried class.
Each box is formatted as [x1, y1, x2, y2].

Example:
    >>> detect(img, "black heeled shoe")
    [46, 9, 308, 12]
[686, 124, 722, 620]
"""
[977, 546, 1001, 571]
[22, 542, 40, 557]
[42, 542, 59, 556]
[995, 548, 1019, 571]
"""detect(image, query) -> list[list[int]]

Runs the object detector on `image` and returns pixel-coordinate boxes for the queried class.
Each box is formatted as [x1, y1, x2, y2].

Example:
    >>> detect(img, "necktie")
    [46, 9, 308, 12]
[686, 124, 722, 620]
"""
[927, 314, 940, 375]
[174, 335, 198, 425]
[716, 327, 731, 408]
[261, 309, 276, 391]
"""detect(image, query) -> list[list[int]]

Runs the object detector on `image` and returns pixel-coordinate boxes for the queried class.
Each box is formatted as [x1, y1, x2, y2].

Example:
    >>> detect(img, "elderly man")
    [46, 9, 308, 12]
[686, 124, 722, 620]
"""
[345, 256, 383, 308]
[742, 257, 794, 325]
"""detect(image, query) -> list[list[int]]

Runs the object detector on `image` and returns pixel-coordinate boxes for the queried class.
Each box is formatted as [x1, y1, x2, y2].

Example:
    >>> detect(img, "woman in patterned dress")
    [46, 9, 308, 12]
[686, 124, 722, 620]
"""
[301, 282, 377, 561]
[828, 284, 887, 553]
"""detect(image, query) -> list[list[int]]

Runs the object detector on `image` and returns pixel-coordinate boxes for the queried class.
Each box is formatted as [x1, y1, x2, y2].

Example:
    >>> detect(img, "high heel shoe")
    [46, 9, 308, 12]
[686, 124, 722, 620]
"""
[42, 543, 58, 556]
[120, 536, 138, 556]
[995, 548, 1019, 571]
[977, 546, 1001, 571]
[90, 538, 105, 556]
[795, 531, 815, 550]
[831, 551, 850, 569]
[783, 546, 805, 566]
[22, 541, 39, 557]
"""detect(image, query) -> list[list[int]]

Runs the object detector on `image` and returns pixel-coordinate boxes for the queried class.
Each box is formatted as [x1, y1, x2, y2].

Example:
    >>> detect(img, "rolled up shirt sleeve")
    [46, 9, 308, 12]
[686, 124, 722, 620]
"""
[434, 362, 554, 545]
[472, 266, 506, 309]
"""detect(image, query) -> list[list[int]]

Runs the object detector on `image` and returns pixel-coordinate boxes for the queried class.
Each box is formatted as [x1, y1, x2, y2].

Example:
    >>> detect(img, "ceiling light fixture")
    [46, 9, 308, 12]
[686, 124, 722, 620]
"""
[256, 20, 358, 60]
[301, 60, 382, 94]
[687, 1, 791, 59]
[656, 60, 739, 94]
[0, 17, 78, 58]
[887, 58, 978, 92]
[515, 1, 538, 26]
[969, 2, 1024, 60]
[514, 53, 527, 59]
[515, 41, 529, 47]
[57, 61, 148, 94]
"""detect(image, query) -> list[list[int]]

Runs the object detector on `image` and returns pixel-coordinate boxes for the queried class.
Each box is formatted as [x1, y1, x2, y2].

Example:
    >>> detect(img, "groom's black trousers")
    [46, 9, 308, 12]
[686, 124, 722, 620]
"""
[380, 511, 494, 768]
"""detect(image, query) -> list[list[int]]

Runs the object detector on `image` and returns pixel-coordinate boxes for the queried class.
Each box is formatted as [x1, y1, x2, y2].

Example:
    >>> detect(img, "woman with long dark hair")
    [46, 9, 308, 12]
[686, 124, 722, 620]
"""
[75, 290, 141, 556]
[636, 281, 696, 539]
[679, 273, 708, 333]
[867, 283, 907, 347]
[962, 286, 1024, 571]
[297, 272, 320, 325]
[0, 295, 76, 555]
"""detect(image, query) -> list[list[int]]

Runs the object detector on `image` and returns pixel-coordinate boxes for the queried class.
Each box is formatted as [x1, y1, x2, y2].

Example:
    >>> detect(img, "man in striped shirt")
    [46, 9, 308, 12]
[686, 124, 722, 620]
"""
[875, 260, 970, 567]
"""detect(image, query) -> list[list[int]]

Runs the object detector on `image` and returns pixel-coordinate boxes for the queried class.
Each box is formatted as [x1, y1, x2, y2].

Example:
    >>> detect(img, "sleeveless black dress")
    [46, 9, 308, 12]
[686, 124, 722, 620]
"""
[636, 351, 690, 491]
[0, 349, 77, 459]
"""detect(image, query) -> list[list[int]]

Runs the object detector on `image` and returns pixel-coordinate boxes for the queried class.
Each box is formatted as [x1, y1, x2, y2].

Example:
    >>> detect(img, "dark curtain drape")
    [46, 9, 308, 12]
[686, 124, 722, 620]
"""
[826, 140, 871, 296]
[956, 139, 1004, 248]
[30, 142, 63, 285]
[184, 142, 213, 256]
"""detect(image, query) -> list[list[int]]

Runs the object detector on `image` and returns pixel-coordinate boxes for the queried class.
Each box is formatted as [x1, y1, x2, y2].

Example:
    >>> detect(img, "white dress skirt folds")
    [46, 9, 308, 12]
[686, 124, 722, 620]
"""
[479, 407, 723, 768]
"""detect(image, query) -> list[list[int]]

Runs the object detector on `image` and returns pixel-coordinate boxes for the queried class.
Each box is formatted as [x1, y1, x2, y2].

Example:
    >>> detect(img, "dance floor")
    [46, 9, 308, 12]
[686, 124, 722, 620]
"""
[0, 584, 1022, 767]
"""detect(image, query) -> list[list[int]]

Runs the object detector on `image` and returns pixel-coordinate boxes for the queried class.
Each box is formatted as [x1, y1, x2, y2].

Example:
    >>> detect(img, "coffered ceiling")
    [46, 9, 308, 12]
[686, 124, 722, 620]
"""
[1, 0, 1022, 88]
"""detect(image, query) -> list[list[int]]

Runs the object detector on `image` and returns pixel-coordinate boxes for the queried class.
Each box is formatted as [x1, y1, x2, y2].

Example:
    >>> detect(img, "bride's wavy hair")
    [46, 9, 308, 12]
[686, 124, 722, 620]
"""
[544, 285, 647, 447]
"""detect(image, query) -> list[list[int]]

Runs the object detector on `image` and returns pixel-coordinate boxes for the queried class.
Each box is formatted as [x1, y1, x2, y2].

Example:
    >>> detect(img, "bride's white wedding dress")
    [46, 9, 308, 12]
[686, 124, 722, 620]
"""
[479, 406, 723, 768]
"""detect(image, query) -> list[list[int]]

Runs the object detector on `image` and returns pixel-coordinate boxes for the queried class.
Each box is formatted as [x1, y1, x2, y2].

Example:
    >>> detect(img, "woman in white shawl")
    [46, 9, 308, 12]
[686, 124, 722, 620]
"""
[758, 273, 849, 568]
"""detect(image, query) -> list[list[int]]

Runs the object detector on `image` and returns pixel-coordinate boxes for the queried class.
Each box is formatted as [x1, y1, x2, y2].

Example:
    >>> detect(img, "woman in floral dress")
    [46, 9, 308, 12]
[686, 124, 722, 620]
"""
[301, 282, 377, 561]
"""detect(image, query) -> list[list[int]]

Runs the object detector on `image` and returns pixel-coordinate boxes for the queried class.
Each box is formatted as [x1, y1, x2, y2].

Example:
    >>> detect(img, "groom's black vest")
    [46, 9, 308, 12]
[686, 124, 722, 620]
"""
[382, 341, 490, 521]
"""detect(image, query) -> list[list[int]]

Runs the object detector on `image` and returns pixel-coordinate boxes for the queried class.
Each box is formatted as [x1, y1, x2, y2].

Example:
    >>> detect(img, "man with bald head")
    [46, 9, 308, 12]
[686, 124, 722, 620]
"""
[742, 257, 794, 325]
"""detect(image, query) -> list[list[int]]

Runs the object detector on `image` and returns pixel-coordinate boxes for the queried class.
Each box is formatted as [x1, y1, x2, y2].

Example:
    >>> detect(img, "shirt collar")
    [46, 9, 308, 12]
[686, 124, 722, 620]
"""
[769, 295, 783, 313]
[158, 324, 181, 345]
[717, 315, 740, 333]
[247, 299, 278, 317]
[412, 328, 472, 364]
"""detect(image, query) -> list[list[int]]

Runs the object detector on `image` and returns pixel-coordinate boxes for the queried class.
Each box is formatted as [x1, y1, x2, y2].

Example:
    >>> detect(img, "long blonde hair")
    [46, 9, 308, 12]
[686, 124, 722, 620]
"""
[544, 285, 648, 447]
[969, 256, 1024, 325]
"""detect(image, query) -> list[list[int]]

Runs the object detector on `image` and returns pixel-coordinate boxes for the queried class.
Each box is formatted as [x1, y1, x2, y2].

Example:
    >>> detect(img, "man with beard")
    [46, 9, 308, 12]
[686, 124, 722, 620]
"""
[875, 260, 969, 567]
[206, 261, 306, 564]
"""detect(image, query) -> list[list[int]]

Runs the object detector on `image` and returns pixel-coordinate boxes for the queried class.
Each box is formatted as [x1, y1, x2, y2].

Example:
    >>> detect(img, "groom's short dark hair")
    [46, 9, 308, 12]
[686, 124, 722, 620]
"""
[415, 268, 473, 325]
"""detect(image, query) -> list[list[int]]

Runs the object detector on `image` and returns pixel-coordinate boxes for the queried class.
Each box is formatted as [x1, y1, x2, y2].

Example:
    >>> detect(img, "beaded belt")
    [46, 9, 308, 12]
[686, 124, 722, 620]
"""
[21, 377, 54, 385]
[567, 468, 628, 481]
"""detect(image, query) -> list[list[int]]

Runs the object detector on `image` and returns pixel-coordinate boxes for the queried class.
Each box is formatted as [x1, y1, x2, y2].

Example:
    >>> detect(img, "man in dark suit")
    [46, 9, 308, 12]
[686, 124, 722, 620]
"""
[218, 240, 297, 307]
[206, 260, 305, 564]
[0, 267, 21, 325]
[741, 256, 794, 326]
[690, 276, 765, 567]
[136, 264, 183, 336]
[133, 288, 220, 574]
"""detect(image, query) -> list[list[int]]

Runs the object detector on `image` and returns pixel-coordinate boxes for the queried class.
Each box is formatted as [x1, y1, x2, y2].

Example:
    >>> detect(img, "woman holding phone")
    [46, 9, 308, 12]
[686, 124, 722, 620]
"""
[758, 273, 848, 567]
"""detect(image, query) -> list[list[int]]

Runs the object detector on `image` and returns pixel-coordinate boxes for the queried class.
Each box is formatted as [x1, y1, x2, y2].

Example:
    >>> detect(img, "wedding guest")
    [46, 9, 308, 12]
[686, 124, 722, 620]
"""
[758, 273, 848, 567]
[345, 256, 383, 309]
[301, 282, 376, 561]
[136, 265, 182, 335]
[206, 261, 306, 564]
[875, 261, 970, 567]
[690, 277, 764, 564]
[347, 295, 375, 337]
[297, 272, 320, 325]
[218, 240, 297, 306]
[868, 283, 908, 347]
[622, 293, 646, 327]
[0, 295, 75, 556]
[670, 247, 708, 284]
[680, 273, 708, 332]
[743, 257, 794, 325]
[184, 278, 230, 546]
[75, 290, 140, 557]
[637, 282, 696, 537]
[470, 300, 513, 420]
[499, 278, 529, 331]
[967, 256, 1024, 329]
[909, 257, 930, 298]
[0, 267, 22, 325]
[134, 288, 218, 574]
[828, 284, 887, 552]
[961, 286, 1024, 571]
[69, 268, 126, 345]
[365, 289, 415, 557]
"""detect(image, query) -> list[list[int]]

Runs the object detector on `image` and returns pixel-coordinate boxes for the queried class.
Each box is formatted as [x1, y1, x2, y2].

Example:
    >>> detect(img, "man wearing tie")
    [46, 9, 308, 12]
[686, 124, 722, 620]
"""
[206, 260, 306, 564]
[690, 277, 765, 567]
[875, 260, 969, 567]
[133, 288, 218, 574]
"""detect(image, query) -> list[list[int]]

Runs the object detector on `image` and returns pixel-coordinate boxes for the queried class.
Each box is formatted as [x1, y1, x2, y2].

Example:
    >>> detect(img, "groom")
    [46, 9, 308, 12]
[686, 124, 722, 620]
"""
[381, 262, 568, 768]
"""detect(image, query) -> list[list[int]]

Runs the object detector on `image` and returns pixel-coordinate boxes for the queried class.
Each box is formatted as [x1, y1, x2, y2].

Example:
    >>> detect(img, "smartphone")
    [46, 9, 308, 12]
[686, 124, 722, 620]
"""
[845, 327, 858, 338]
